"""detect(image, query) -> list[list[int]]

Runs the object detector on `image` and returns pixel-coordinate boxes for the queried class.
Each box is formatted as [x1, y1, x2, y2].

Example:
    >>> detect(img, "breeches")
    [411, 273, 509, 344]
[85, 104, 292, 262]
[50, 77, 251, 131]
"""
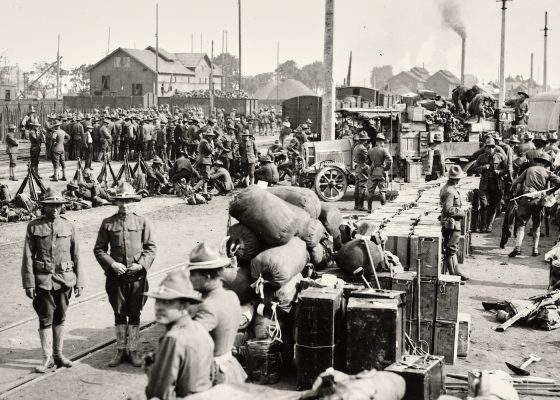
[442, 228, 461, 257]
[33, 287, 71, 329]
[106, 278, 148, 326]
[515, 198, 542, 229]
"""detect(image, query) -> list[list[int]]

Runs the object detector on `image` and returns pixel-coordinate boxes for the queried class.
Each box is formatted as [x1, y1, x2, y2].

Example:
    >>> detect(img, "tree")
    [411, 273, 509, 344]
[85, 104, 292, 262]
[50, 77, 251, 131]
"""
[275, 60, 299, 81]
[27, 61, 59, 98]
[242, 72, 274, 96]
[213, 53, 239, 91]
[369, 65, 393, 89]
[299, 61, 325, 93]
[67, 64, 91, 95]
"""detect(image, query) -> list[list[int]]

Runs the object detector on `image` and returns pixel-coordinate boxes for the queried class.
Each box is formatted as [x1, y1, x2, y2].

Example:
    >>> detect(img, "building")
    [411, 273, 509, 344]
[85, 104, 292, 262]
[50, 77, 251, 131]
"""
[0, 83, 16, 101]
[426, 70, 461, 98]
[87, 47, 222, 97]
[386, 67, 430, 93]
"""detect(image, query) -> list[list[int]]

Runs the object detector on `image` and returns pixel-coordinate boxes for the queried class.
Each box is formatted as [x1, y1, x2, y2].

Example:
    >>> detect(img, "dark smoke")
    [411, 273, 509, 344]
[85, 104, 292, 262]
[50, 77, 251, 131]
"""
[438, 0, 467, 39]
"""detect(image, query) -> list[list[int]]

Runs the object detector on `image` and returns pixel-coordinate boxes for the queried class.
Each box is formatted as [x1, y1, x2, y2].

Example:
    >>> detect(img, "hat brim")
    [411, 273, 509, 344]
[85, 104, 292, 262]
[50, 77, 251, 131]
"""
[188, 257, 230, 270]
[144, 290, 202, 302]
[535, 157, 551, 165]
[448, 171, 465, 179]
[110, 195, 142, 202]
[40, 198, 69, 205]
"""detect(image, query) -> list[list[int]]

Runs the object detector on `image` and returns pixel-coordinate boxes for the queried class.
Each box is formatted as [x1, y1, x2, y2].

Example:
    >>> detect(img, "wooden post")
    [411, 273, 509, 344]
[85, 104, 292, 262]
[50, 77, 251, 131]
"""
[56, 35, 60, 100]
[498, 0, 512, 107]
[530, 53, 534, 95]
[238, 0, 242, 90]
[543, 11, 549, 92]
[321, 0, 335, 141]
[210, 40, 214, 114]
[155, 3, 159, 103]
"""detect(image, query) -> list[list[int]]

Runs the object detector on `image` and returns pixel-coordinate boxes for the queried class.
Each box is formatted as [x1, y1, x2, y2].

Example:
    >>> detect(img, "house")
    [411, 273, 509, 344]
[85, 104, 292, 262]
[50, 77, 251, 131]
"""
[386, 67, 430, 93]
[87, 47, 222, 97]
[426, 70, 461, 98]
[0, 83, 16, 101]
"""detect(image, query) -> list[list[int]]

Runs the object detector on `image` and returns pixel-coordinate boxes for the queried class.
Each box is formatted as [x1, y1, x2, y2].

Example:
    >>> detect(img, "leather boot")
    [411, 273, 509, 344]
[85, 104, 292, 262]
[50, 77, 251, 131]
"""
[108, 325, 127, 367]
[471, 209, 479, 232]
[479, 208, 488, 232]
[50, 168, 58, 181]
[353, 188, 360, 210]
[35, 329, 55, 373]
[9, 166, 17, 181]
[127, 325, 143, 367]
[452, 254, 469, 282]
[358, 192, 367, 211]
[509, 227, 524, 257]
[53, 325, 73, 368]
[486, 208, 497, 233]
[367, 196, 374, 213]
[532, 229, 541, 257]
[60, 168, 67, 181]
[380, 192, 387, 206]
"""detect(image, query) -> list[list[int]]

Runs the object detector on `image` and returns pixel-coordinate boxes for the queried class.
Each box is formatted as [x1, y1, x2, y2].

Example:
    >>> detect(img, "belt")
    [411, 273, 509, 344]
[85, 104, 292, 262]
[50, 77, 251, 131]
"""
[34, 260, 74, 274]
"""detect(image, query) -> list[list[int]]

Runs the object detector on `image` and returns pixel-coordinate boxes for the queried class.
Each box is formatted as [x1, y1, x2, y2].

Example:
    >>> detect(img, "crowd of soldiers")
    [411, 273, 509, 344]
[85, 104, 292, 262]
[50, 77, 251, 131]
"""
[21, 182, 247, 399]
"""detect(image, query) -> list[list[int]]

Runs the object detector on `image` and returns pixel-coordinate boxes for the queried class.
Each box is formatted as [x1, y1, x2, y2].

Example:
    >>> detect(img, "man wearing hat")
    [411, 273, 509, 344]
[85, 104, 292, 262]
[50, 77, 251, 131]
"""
[493, 132, 514, 178]
[353, 131, 370, 211]
[71, 116, 85, 160]
[29, 122, 46, 179]
[471, 137, 509, 232]
[239, 129, 258, 186]
[440, 165, 469, 282]
[5, 124, 19, 181]
[208, 160, 234, 195]
[425, 131, 446, 182]
[140, 117, 154, 160]
[169, 150, 195, 184]
[255, 154, 280, 186]
[524, 133, 548, 170]
[218, 124, 237, 173]
[142, 269, 214, 398]
[365, 133, 393, 210]
[188, 242, 247, 384]
[509, 153, 560, 257]
[99, 119, 112, 162]
[518, 131, 535, 156]
[146, 156, 168, 194]
[22, 187, 83, 372]
[166, 118, 177, 160]
[195, 130, 216, 193]
[21, 106, 40, 140]
[546, 130, 559, 158]
[83, 124, 94, 169]
[112, 115, 123, 161]
[50, 121, 70, 181]
[93, 182, 157, 367]
[154, 120, 167, 159]
[506, 91, 530, 126]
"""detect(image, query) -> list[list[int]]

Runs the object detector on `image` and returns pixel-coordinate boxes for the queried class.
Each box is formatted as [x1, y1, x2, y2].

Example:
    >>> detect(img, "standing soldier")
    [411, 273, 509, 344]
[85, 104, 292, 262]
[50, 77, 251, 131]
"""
[524, 133, 548, 168]
[72, 115, 84, 161]
[6, 124, 20, 181]
[506, 91, 530, 126]
[100, 119, 112, 162]
[112, 115, 122, 161]
[154, 119, 167, 158]
[195, 130, 216, 193]
[518, 132, 535, 155]
[83, 125, 94, 170]
[509, 154, 560, 257]
[188, 242, 247, 384]
[91, 117, 101, 162]
[50, 121, 70, 182]
[471, 138, 508, 232]
[365, 133, 393, 211]
[353, 131, 369, 211]
[21, 107, 40, 140]
[240, 129, 258, 186]
[121, 117, 133, 160]
[21, 188, 83, 372]
[166, 118, 176, 160]
[546, 131, 559, 158]
[93, 182, 157, 367]
[29, 122, 45, 178]
[44, 115, 55, 161]
[440, 165, 469, 282]
[424, 132, 446, 182]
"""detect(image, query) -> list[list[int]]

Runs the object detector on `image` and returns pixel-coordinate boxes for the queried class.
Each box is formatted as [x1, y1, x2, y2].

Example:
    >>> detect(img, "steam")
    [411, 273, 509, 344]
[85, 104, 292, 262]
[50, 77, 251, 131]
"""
[437, 0, 467, 39]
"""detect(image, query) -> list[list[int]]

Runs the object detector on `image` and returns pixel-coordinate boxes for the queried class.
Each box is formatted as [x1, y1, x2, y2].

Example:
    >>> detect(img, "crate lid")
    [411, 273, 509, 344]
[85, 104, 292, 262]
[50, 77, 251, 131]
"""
[347, 297, 399, 310]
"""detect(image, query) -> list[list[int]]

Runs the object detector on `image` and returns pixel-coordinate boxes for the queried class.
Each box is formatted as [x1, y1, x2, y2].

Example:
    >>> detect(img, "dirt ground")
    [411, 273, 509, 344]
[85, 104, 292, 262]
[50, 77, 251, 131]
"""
[0, 160, 558, 398]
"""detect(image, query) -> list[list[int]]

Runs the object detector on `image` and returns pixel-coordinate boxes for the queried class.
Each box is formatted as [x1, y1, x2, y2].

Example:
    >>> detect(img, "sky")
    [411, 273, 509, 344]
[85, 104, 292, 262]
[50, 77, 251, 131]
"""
[1, 0, 558, 88]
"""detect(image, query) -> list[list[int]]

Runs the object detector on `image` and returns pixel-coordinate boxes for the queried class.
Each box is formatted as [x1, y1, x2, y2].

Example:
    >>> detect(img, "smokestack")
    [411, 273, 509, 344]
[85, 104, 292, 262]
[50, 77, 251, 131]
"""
[461, 37, 465, 84]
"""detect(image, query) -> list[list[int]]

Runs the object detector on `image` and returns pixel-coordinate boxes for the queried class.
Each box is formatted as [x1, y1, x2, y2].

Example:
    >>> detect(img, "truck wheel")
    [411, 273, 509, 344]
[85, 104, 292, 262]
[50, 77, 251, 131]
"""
[314, 166, 347, 202]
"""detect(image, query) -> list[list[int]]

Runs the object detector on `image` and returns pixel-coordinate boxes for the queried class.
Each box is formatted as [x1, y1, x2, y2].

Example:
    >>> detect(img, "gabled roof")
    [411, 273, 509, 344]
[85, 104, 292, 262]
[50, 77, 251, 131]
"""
[428, 69, 461, 85]
[389, 71, 427, 84]
[410, 67, 430, 81]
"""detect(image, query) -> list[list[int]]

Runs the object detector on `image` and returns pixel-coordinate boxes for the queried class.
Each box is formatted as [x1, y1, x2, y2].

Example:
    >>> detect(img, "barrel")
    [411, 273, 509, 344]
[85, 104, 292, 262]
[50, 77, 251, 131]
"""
[246, 339, 282, 384]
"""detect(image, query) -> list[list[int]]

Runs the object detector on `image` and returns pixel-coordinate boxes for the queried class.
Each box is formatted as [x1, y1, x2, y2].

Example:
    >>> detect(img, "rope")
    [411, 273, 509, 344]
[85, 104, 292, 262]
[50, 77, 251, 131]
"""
[251, 275, 266, 299]
[267, 302, 283, 343]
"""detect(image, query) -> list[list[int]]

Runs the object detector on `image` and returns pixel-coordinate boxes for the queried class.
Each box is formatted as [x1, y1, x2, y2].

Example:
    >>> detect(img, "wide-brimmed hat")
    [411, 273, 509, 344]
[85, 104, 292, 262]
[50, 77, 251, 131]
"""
[534, 133, 547, 142]
[39, 187, 69, 205]
[301, 123, 309, 129]
[523, 132, 533, 140]
[203, 129, 216, 137]
[259, 154, 273, 163]
[491, 131, 502, 141]
[518, 91, 530, 99]
[448, 164, 465, 179]
[8, 124, 17, 130]
[110, 182, 141, 202]
[152, 156, 163, 165]
[355, 131, 369, 141]
[485, 137, 496, 147]
[213, 159, 224, 167]
[51, 120, 62, 128]
[144, 269, 202, 302]
[188, 242, 231, 270]
[376, 133, 386, 141]
[85, 124, 94, 131]
[535, 153, 552, 165]
[508, 135, 521, 144]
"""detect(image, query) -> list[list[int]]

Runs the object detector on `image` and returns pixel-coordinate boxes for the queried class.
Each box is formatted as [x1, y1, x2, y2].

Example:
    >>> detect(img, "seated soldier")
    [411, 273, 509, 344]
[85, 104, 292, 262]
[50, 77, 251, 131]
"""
[209, 160, 234, 195]
[255, 155, 279, 185]
[169, 150, 195, 184]
[79, 169, 111, 206]
[267, 140, 283, 163]
[146, 156, 169, 195]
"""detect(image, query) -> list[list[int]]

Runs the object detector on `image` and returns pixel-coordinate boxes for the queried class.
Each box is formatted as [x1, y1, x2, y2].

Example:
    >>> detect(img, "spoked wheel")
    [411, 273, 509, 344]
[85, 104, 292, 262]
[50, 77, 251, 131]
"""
[314, 166, 347, 202]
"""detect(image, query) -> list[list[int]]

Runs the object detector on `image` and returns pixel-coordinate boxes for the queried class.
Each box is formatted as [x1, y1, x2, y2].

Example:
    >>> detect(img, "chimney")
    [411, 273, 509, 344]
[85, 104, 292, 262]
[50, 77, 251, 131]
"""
[461, 37, 466, 84]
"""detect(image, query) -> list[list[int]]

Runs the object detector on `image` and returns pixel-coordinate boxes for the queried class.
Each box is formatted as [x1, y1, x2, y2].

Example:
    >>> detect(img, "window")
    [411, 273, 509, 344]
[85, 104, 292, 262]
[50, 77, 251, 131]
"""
[187, 77, 191, 83]
[123, 57, 130, 68]
[5, 90, 11, 101]
[132, 84, 143, 96]
[114, 57, 121, 68]
[102, 75, 110, 90]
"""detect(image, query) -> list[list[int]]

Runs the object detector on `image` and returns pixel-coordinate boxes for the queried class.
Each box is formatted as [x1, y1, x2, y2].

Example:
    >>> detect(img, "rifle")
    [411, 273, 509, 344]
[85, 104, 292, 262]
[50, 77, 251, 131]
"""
[494, 290, 560, 332]
[510, 187, 556, 202]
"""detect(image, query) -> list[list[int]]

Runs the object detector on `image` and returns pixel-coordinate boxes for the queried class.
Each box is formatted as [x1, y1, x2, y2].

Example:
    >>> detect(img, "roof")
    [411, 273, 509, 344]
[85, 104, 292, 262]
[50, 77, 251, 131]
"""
[388, 71, 426, 85]
[529, 91, 560, 103]
[410, 67, 430, 81]
[429, 70, 461, 84]
[253, 78, 315, 100]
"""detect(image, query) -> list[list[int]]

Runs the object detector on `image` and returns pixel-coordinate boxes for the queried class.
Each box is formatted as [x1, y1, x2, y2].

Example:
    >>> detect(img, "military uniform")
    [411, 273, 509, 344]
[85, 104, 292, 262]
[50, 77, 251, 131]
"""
[155, 125, 167, 158]
[71, 121, 84, 160]
[209, 166, 234, 194]
[353, 136, 369, 210]
[425, 144, 446, 182]
[112, 119, 122, 160]
[51, 127, 70, 181]
[518, 140, 536, 155]
[366, 140, 392, 209]
[440, 182, 466, 278]
[170, 154, 195, 183]
[5, 128, 19, 180]
[100, 124, 112, 161]
[240, 134, 258, 185]
[29, 127, 45, 177]
[255, 160, 280, 185]
[197, 136, 215, 181]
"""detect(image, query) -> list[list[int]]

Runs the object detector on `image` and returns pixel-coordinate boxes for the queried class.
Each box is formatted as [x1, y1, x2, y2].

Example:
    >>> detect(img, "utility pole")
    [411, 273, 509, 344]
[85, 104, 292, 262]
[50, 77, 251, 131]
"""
[107, 27, 111, 55]
[276, 41, 280, 105]
[155, 3, 159, 101]
[56, 34, 60, 100]
[530, 53, 534, 95]
[221, 31, 225, 90]
[200, 33, 203, 53]
[497, 0, 511, 107]
[191, 33, 194, 53]
[322, 0, 335, 141]
[225, 31, 228, 90]
[346, 51, 352, 87]
[238, 0, 242, 90]
[543, 11, 550, 92]
[210, 40, 215, 114]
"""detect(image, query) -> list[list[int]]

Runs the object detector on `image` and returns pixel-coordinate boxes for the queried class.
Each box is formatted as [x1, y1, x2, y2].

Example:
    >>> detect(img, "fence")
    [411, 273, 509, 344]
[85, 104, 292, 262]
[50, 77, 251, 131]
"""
[63, 94, 151, 113]
[0, 100, 63, 142]
[158, 97, 259, 116]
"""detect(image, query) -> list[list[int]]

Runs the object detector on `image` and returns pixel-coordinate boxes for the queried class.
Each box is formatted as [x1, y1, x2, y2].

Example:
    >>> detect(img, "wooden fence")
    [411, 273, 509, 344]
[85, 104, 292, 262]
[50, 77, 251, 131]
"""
[157, 97, 259, 116]
[63, 95, 150, 113]
[0, 100, 63, 142]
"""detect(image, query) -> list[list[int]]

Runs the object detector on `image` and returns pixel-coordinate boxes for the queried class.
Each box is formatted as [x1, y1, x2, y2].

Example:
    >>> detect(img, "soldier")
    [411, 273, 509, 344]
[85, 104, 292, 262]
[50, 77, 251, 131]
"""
[518, 132, 536, 155]
[83, 125, 94, 170]
[169, 150, 195, 184]
[255, 155, 279, 186]
[174, 118, 186, 155]
[189, 242, 247, 384]
[146, 156, 168, 194]
[50, 121, 70, 182]
[240, 129, 258, 186]
[154, 119, 167, 158]
[546, 131, 560, 158]
[509, 154, 560, 257]
[29, 122, 45, 179]
[142, 269, 213, 399]
[72, 115, 84, 161]
[524, 133, 548, 168]
[219, 124, 236, 173]
[100, 119, 112, 162]
[141, 117, 154, 160]
[494, 132, 514, 177]
[21, 106, 40, 140]
[451, 85, 481, 116]
[5, 124, 19, 181]
[121, 117, 133, 160]
[166, 118, 176, 160]
[365, 133, 393, 211]
[93, 182, 157, 367]
[209, 160, 234, 195]
[91, 117, 101, 162]
[471, 138, 509, 232]
[425, 131, 446, 182]
[267, 139, 283, 163]
[195, 130, 216, 193]
[440, 165, 469, 282]
[506, 91, 530, 126]
[21, 188, 83, 372]
[44, 115, 55, 161]
[112, 115, 122, 161]
[353, 131, 369, 211]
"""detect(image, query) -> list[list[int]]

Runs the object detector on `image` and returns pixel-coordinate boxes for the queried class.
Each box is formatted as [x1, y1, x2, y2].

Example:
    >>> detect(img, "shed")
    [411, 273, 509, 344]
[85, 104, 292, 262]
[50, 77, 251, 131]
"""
[254, 79, 315, 100]
[528, 91, 560, 133]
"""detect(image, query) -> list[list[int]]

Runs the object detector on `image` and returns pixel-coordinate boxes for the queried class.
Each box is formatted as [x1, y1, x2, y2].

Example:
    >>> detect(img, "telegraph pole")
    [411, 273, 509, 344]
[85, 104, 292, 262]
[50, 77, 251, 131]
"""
[191, 33, 194, 53]
[210, 40, 214, 114]
[155, 3, 159, 100]
[107, 27, 111, 55]
[238, 0, 242, 90]
[56, 34, 60, 100]
[543, 11, 550, 92]
[276, 41, 280, 105]
[225, 31, 228, 90]
[322, 0, 335, 141]
[497, 0, 511, 107]
[530, 53, 534, 95]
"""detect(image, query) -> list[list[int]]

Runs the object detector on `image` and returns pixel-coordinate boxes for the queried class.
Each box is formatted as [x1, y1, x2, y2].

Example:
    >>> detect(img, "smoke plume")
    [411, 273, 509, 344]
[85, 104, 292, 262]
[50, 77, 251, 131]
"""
[437, 0, 467, 39]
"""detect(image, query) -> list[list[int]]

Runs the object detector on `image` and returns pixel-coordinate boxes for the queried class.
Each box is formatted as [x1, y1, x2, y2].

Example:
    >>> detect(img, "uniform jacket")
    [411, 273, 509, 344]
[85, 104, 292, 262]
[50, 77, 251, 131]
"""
[525, 148, 548, 167]
[241, 138, 258, 163]
[197, 139, 214, 165]
[512, 165, 560, 195]
[166, 125, 175, 144]
[187, 125, 199, 144]
[194, 286, 241, 356]
[366, 145, 393, 178]
[52, 129, 70, 153]
[440, 183, 465, 231]
[255, 163, 280, 184]
[141, 124, 154, 143]
[5, 132, 19, 154]
[353, 143, 368, 165]
[100, 126, 112, 148]
[472, 151, 508, 191]
[145, 315, 214, 399]
[170, 157, 194, 179]
[430, 147, 446, 179]
[209, 167, 234, 191]
[112, 121, 122, 142]
[518, 141, 536, 155]
[287, 137, 301, 157]
[218, 134, 235, 160]
[498, 142, 514, 175]
[155, 128, 167, 146]
[472, 145, 505, 159]
[72, 122, 84, 140]
[93, 212, 157, 282]
[22, 216, 82, 290]
[546, 144, 560, 156]
[174, 124, 185, 143]
[29, 130, 45, 150]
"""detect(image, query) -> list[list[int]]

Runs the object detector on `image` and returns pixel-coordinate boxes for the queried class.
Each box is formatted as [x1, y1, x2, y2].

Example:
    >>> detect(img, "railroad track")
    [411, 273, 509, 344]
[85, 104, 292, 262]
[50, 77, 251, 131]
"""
[0, 259, 189, 398]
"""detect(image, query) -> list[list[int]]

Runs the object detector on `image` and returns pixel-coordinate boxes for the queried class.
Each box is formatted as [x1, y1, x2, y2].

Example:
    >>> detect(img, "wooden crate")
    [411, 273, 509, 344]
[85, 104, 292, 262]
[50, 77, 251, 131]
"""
[408, 106, 426, 122]
[385, 355, 444, 400]
[413, 277, 437, 321]
[296, 287, 343, 389]
[409, 319, 435, 353]
[386, 231, 411, 269]
[433, 320, 459, 365]
[436, 275, 461, 321]
[457, 312, 471, 358]
[410, 122, 428, 132]
[410, 233, 442, 278]
[346, 298, 402, 373]
[400, 131, 420, 158]
[392, 271, 417, 328]
[406, 160, 424, 183]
